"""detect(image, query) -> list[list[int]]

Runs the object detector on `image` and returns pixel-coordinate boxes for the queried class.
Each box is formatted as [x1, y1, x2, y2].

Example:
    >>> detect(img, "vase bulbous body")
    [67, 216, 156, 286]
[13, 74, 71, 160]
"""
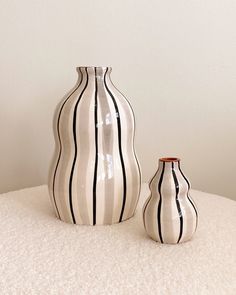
[143, 158, 198, 244]
[48, 66, 141, 225]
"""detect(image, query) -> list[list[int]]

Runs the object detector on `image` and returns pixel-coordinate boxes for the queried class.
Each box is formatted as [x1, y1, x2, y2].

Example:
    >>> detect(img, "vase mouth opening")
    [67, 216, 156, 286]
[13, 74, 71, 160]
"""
[159, 157, 180, 162]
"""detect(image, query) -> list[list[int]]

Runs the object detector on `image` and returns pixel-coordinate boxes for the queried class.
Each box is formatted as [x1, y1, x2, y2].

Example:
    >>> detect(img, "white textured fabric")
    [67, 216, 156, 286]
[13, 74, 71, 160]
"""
[0, 184, 235, 295]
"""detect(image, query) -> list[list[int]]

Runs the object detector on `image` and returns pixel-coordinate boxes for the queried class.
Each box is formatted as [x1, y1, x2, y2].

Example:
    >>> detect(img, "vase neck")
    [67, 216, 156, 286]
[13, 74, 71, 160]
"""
[159, 158, 180, 170]
[76, 66, 112, 80]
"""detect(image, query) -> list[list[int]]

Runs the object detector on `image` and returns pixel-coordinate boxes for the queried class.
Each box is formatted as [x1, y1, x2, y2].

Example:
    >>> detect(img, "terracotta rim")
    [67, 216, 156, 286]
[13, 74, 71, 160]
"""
[159, 157, 180, 162]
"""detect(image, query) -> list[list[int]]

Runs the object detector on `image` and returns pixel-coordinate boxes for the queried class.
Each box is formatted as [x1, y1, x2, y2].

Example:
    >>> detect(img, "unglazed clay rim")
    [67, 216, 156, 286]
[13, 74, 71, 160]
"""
[159, 157, 180, 162]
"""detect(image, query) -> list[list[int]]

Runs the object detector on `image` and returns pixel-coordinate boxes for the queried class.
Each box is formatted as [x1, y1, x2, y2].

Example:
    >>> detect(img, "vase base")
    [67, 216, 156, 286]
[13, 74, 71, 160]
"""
[54, 213, 136, 226]
[146, 232, 195, 245]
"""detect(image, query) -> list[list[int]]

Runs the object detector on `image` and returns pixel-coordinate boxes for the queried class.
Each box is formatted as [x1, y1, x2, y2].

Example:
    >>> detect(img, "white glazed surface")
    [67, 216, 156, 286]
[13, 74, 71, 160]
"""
[0, 184, 235, 295]
[143, 159, 198, 244]
[48, 67, 141, 225]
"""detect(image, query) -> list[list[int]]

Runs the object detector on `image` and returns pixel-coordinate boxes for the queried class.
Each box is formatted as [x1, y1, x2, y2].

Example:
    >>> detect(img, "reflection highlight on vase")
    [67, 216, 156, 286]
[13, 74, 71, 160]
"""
[48, 66, 141, 225]
[143, 157, 198, 244]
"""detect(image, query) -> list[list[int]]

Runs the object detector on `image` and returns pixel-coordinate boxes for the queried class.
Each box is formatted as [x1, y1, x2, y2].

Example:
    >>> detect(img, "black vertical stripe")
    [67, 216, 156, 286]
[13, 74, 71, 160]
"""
[69, 68, 89, 224]
[172, 162, 183, 243]
[109, 79, 142, 201]
[92, 68, 99, 225]
[149, 167, 160, 190]
[178, 162, 198, 231]
[143, 196, 151, 230]
[143, 167, 160, 229]
[52, 70, 83, 219]
[157, 162, 165, 243]
[104, 68, 127, 222]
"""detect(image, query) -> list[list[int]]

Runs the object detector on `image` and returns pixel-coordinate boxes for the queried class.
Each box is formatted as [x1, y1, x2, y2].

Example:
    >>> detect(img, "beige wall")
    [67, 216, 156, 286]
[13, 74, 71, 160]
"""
[0, 0, 236, 200]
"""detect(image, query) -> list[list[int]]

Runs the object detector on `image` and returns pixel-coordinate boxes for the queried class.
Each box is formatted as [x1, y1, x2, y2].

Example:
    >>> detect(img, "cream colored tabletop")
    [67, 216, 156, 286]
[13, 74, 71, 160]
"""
[0, 184, 235, 295]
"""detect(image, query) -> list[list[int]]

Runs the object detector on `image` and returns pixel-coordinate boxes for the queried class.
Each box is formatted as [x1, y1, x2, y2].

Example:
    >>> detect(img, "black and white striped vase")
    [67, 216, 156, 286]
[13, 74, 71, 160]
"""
[143, 158, 198, 244]
[48, 66, 141, 225]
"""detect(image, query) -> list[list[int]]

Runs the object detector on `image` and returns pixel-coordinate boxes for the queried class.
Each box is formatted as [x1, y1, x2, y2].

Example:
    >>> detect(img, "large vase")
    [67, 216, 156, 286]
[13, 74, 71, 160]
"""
[48, 66, 141, 225]
[143, 158, 198, 244]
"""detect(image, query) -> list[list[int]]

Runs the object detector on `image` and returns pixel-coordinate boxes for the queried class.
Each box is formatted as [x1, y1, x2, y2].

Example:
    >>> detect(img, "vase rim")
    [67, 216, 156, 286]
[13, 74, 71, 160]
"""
[76, 66, 112, 70]
[159, 157, 180, 162]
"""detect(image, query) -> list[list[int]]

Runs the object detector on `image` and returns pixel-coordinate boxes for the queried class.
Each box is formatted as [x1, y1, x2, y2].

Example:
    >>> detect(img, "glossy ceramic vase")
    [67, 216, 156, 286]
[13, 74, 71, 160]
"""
[48, 66, 141, 225]
[143, 158, 198, 244]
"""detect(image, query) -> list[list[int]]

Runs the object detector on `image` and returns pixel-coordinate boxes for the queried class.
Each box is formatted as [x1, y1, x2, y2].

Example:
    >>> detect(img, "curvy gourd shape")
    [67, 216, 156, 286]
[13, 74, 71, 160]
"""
[143, 158, 198, 244]
[48, 66, 141, 225]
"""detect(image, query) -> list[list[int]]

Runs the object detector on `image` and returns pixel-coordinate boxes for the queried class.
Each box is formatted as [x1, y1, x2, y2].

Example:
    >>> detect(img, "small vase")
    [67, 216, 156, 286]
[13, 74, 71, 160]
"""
[48, 66, 141, 225]
[143, 158, 198, 244]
